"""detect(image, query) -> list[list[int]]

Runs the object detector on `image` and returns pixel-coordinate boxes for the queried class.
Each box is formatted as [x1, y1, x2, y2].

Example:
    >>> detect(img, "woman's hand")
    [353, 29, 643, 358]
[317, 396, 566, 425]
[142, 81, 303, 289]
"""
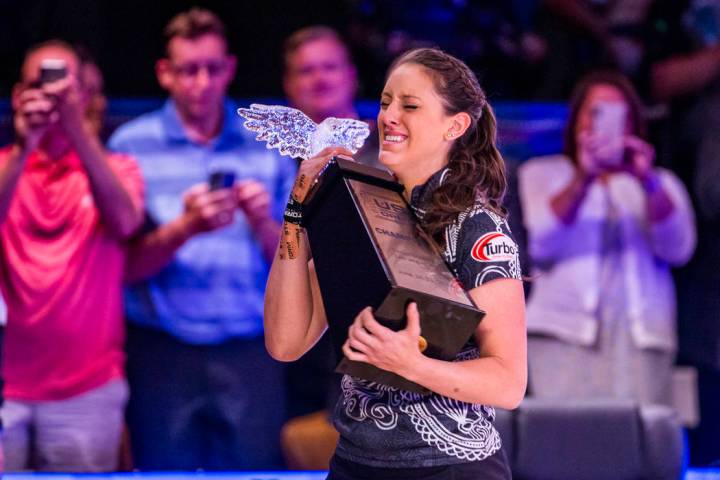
[280, 146, 355, 260]
[342, 303, 425, 376]
[291, 146, 355, 202]
[576, 131, 606, 180]
[622, 135, 656, 180]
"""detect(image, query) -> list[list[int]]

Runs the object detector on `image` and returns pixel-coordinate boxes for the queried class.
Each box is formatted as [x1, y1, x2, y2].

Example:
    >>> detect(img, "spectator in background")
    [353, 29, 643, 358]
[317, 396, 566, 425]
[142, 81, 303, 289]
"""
[687, 89, 720, 465]
[0, 40, 144, 471]
[283, 26, 380, 169]
[518, 72, 695, 406]
[646, 0, 720, 465]
[108, 8, 295, 470]
[344, 0, 548, 99]
[536, 0, 655, 98]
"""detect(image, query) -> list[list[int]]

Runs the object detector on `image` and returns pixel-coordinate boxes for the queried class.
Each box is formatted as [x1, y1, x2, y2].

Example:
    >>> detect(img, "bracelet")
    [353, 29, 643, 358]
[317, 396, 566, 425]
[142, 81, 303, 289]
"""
[283, 195, 303, 226]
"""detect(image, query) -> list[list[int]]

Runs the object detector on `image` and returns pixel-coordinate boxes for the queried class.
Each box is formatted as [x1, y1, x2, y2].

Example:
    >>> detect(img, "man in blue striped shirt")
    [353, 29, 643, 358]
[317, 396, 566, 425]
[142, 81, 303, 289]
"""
[108, 8, 296, 470]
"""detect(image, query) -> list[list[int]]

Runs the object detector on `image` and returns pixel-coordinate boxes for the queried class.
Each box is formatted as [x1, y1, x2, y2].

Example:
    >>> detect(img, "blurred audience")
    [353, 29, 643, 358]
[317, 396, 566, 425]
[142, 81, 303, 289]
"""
[108, 8, 295, 470]
[645, 0, 720, 465]
[345, 0, 548, 99]
[537, 0, 655, 98]
[0, 40, 143, 471]
[685, 92, 720, 464]
[283, 25, 380, 169]
[518, 71, 695, 406]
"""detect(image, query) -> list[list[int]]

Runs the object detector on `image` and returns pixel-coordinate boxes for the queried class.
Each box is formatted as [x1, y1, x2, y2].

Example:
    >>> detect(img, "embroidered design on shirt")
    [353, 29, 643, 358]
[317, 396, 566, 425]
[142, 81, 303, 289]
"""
[340, 347, 501, 462]
[444, 209, 467, 266]
[341, 375, 401, 430]
[402, 394, 501, 462]
[477, 266, 512, 285]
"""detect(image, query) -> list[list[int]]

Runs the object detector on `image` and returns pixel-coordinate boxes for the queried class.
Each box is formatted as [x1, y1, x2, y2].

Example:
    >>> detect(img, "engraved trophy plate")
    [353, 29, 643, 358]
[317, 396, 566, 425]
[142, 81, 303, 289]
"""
[349, 180, 472, 306]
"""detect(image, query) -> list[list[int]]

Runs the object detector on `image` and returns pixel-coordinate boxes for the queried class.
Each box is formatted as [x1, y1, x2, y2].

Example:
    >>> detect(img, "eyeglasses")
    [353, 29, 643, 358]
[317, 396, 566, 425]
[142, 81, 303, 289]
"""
[171, 60, 229, 79]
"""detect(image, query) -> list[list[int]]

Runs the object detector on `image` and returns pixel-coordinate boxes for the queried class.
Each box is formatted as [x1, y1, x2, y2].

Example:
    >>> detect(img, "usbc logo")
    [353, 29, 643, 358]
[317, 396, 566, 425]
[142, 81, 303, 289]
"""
[368, 197, 410, 223]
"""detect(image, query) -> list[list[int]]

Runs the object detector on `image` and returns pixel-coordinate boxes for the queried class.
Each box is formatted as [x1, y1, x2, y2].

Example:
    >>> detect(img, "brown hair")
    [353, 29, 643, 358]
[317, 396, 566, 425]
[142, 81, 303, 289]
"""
[163, 8, 227, 56]
[563, 70, 648, 164]
[282, 26, 350, 72]
[388, 48, 507, 244]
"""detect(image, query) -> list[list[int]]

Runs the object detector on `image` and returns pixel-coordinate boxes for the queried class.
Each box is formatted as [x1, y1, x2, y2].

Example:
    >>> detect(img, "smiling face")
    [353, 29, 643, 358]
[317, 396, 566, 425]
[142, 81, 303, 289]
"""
[378, 63, 460, 184]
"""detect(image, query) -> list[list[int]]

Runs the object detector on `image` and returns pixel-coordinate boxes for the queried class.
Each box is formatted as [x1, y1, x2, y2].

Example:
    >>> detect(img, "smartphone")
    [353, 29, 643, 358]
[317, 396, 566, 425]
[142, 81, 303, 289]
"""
[39, 58, 68, 84]
[591, 101, 627, 166]
[208, 170, 236, 191]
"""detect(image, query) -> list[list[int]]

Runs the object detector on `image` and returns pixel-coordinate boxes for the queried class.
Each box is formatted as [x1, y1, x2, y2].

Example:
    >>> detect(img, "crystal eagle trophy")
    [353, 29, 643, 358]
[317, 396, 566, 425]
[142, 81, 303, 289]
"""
[238, 104, 484, 394]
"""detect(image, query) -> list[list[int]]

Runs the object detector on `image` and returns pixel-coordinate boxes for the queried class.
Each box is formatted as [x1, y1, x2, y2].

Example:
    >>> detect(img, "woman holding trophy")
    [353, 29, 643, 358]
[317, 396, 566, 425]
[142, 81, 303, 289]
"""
[264, 48, 526, 479]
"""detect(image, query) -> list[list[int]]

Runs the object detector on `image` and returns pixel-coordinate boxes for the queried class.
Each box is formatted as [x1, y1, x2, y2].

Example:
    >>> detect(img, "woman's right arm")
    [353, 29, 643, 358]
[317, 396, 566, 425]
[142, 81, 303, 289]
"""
[264, 222, 328, 361]
[263, 146, 354, 361]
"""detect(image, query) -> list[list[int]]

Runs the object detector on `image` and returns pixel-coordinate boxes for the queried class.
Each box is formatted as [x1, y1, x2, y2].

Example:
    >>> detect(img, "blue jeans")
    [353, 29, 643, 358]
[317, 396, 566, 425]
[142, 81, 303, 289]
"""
[2, 379, 128, 472]
[125, 324, 285, 470]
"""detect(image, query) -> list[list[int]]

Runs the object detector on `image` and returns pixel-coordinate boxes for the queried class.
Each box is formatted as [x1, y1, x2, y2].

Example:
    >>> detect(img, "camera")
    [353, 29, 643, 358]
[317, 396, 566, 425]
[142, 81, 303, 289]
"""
[208, 170, 236, 191]
[39, 58, 68, 84]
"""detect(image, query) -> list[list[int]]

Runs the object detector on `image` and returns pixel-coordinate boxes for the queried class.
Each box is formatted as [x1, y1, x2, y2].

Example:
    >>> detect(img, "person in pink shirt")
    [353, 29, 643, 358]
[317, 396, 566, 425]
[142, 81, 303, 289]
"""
[0, 40, 144, 472]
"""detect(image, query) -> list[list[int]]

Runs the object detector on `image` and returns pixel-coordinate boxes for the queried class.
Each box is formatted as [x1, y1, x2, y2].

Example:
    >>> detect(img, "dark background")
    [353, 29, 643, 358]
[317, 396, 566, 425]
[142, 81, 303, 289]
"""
[0, 0, 552, 102]
[0, 0, 361, 98]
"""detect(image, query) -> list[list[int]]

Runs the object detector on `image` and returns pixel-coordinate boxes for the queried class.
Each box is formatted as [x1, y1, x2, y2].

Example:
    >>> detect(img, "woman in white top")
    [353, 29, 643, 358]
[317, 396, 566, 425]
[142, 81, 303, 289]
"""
[518, 71, 696, 405]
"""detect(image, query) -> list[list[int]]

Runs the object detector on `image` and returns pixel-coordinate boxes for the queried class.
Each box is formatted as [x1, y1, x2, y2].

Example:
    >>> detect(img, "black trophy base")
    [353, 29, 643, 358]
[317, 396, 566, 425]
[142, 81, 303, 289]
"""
[335, 286, 481, 394]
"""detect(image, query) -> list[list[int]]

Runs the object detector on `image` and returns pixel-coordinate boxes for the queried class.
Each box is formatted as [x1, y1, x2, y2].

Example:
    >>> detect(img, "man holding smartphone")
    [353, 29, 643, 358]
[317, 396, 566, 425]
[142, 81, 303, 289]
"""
[108, 8, 296, 470]
[0, 40, 144, 471]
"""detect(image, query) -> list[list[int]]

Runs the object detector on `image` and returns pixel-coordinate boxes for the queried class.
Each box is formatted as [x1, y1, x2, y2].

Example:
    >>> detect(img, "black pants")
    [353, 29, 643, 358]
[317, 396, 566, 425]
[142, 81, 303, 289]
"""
[125, 324, 285, 470]
[327, 449, 512, 480]
[688, 366, 720, 466]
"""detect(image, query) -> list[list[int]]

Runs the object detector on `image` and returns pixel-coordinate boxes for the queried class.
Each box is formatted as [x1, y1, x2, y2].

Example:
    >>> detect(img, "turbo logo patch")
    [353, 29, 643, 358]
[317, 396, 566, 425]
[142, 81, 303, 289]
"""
[470, 232, 517, 262]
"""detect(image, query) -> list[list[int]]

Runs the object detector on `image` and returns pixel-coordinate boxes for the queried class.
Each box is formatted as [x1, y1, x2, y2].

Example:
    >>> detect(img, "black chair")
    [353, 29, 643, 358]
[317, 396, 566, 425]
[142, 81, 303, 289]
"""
[495, 399, 683, 480]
